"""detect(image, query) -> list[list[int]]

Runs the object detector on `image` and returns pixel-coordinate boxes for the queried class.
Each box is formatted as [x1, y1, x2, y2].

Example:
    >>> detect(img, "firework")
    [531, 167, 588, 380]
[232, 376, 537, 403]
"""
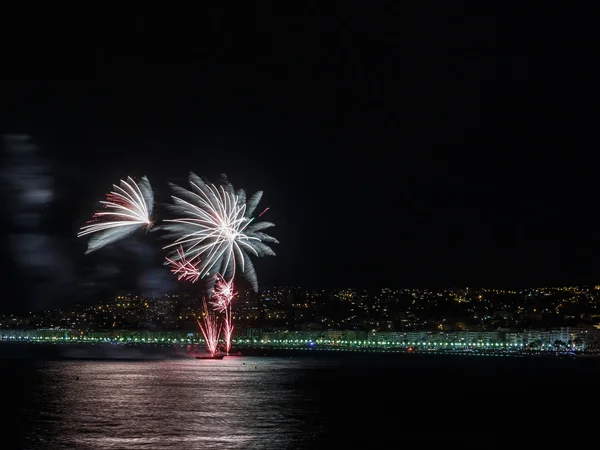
[165, 245, 201, 283]
[197, 297, 222, 357]
[210, 274, 236, 312]
[211, 275, 237, 354]
[222, 314, 234, 355]
[78, 176, 154, 254]
[161, 173, 278, 292]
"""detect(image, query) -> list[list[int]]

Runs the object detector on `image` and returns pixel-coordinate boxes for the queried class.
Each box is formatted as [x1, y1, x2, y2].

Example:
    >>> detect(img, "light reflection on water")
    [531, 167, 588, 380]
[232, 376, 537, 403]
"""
[10, 351, 600, 447]
[21, 357, 326, 449]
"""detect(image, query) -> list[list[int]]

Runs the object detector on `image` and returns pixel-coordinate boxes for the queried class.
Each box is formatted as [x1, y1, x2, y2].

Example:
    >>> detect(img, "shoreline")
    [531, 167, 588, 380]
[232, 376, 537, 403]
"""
[0, 341, 597, 360]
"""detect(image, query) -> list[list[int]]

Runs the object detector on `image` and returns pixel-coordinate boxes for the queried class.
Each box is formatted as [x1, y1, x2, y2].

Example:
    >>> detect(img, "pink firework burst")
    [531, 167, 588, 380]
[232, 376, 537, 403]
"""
[210, 275, 237, 355]
[210, 275, 236, 312]
[166, 245, 201, 283]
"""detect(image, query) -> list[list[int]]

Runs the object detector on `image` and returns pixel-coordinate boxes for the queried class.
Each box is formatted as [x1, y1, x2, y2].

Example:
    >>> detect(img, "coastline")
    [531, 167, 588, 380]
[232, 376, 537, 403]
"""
[0, 341, 596, 360]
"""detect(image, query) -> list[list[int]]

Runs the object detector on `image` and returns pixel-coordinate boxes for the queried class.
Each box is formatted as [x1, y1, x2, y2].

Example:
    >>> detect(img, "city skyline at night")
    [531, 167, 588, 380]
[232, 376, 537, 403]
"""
[4, 284, 600, 332]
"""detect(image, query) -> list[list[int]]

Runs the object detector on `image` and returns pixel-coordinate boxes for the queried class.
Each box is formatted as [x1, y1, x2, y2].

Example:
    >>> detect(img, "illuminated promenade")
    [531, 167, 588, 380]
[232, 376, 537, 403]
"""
[1, 328, 597, 354]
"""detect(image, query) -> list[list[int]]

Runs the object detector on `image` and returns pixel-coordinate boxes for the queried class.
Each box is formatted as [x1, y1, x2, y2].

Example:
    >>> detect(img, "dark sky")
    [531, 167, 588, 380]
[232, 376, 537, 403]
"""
[1, 4, 600, 312]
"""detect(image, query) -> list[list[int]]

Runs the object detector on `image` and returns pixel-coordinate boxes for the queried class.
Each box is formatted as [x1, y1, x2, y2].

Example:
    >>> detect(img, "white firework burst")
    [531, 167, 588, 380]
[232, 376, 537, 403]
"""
[78, 176, 154, 254]
[161, 172, 277, 291]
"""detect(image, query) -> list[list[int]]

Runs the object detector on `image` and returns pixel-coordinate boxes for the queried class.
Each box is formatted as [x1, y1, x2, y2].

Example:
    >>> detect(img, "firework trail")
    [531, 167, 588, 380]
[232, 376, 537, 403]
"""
[211, 275, 237, 354]
[197, 297, 222, 357]
[78, 176, 154, 254]
[221, 311, 234, 355]
[161, 173, 278, 292]
[165, 245, 201, 283]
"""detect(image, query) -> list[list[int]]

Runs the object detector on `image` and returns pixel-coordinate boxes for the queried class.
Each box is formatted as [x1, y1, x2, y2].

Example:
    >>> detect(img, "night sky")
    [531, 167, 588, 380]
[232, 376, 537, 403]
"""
[1, 5, 599, 312]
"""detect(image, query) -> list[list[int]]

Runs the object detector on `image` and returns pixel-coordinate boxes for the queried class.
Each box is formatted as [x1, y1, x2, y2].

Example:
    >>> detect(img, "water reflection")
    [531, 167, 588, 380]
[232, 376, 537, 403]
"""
[22, 358, 324, 449]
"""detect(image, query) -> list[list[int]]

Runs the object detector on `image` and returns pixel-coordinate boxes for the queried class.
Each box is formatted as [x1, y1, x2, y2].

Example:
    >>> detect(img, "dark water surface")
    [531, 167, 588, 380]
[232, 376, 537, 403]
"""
[2, 347, 600, 448]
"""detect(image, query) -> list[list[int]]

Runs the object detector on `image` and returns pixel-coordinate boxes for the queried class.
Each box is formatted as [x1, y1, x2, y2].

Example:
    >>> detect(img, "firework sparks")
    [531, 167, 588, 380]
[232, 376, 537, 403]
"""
[163, 173, 278, 358]
[161, 173, 278, 292]
[211, 275, 237, 354]
[222, 313, 234, 355]
[197, 297, 222, 357]
[78, 176, 154, 254]
[210, 275, 236, 312]
[165, 245, 201, 283]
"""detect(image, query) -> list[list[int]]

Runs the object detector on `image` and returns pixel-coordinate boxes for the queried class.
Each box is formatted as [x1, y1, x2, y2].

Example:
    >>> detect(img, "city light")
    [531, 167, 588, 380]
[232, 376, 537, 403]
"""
[2, 285, 599, 355]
